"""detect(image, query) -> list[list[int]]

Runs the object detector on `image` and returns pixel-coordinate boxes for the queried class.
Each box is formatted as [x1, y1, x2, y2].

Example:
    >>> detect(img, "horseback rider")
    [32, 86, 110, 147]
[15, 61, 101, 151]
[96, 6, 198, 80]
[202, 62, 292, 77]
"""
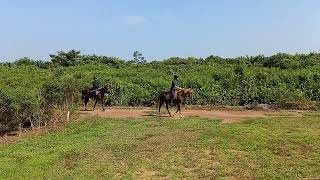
[170, 75, 180, 100]
[92, 76, 100, 96]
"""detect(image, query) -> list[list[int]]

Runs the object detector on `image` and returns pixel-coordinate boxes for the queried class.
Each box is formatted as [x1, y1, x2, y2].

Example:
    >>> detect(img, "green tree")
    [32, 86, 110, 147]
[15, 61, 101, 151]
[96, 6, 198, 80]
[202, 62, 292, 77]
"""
[15, 57, 35, 66]
[50, 50, 82, 67]
[131, 51, 146, 64]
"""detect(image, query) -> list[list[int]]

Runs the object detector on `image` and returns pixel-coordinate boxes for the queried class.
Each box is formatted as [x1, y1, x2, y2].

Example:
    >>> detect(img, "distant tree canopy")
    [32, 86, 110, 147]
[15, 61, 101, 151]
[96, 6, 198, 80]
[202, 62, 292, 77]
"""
[50, 49, 82, 67]
[130, 51, 146, 64]
[2, 50, 320, 69]
[15, 57, 34, 66]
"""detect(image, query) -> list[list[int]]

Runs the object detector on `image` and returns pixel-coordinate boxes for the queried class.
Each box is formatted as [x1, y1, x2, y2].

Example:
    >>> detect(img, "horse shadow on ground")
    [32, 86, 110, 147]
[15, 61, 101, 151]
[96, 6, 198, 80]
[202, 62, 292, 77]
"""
[79, 109, 94, 112]
[142, 112, 172, 118]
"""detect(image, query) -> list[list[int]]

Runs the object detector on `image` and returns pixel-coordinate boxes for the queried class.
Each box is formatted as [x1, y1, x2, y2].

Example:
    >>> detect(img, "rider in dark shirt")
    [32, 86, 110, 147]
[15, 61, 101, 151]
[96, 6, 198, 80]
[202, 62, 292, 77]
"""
[170, 75, 179, 100]
[92, 76, 100, 96]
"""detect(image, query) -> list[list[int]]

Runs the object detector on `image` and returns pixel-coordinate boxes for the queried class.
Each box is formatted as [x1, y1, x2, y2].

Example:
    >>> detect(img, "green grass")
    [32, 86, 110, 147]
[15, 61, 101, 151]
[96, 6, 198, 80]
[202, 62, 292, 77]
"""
[0, 117, 319, 179]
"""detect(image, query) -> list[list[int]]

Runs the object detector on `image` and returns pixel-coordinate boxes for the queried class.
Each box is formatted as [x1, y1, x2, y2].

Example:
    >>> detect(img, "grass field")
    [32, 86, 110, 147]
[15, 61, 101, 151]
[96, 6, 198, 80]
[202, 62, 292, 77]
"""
[0, 116, 319, 179]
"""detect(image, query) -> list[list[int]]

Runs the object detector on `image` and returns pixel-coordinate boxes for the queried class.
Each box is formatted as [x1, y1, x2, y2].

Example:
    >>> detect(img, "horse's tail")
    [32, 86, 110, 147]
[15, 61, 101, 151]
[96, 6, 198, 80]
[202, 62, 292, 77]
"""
[81, 90, 87, 100]
[159, 91, 166, 113]
[159, 91, 165, 99]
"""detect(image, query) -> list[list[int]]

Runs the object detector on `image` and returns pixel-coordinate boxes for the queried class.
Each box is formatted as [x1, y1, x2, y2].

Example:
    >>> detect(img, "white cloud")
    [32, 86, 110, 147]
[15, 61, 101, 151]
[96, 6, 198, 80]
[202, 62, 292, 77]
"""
[124, 15, 148, 25]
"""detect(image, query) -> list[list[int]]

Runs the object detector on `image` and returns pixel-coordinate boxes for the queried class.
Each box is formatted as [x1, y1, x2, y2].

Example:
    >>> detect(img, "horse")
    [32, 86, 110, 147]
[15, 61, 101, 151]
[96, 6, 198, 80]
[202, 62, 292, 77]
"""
[158, 87, 193, 118]
[81, 84, 112, 111]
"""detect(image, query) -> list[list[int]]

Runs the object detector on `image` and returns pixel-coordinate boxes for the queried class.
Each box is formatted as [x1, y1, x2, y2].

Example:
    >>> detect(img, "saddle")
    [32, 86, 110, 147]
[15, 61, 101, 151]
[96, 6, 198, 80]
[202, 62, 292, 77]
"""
[90, 87, 102, 92]
[166, 87, 183, 101]
[91, 87, 102, 96]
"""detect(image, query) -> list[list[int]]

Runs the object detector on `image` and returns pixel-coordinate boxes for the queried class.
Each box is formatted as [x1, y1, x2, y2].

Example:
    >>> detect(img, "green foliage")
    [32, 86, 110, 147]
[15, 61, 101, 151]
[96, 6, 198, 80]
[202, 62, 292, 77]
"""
[14, 57, 35, 66]
[50, 49, 82, 67]
[2, 51, 320, 132]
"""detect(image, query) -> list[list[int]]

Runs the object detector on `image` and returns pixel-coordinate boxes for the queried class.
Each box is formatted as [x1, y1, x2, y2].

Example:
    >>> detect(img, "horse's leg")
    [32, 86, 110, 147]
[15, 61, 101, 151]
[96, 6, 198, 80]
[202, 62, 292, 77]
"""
[165, 100, 172, 117]
[84, 97, 89, 111]
[173, 98, 183, 118]
[159, 99, 164, 116]
[93, 99, 98, 111]
[173, 107, 179, 117]
[177, 102, 182, 118]
[102, 97, 105, 111]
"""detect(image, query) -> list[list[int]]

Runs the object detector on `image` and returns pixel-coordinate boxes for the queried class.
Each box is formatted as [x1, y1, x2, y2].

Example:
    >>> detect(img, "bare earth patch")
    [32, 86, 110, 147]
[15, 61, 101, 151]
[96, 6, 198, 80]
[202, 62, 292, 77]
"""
[78, 107, 304, 123]
[134, 168, 161, 179]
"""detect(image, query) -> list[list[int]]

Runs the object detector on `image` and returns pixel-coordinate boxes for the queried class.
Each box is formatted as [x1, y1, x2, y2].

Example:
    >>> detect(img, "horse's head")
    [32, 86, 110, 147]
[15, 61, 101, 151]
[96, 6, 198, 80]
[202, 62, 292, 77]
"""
[184, 87, 193, 98]
[101, 84, 112, 93]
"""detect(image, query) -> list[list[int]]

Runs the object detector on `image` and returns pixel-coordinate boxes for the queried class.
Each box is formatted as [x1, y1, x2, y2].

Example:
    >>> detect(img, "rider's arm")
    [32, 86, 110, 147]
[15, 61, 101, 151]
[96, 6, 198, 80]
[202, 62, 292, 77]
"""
[173, 80, 181, 90]
[171, 81, 175, 90]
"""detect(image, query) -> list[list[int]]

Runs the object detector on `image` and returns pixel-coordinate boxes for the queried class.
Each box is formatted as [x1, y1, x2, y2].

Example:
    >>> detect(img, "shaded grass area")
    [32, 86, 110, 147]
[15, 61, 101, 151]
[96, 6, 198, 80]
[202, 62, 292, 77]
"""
[0, 117, 319, 179]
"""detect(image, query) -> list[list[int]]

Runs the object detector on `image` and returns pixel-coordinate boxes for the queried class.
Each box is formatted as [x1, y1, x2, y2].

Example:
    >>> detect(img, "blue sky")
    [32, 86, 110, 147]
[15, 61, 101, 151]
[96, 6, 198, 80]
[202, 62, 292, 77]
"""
[0, 0, 320, 61]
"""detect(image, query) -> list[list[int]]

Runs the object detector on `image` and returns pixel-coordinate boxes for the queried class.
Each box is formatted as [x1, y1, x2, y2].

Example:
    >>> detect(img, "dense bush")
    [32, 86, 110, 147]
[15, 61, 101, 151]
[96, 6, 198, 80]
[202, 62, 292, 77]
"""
[2, 51, 320, 134]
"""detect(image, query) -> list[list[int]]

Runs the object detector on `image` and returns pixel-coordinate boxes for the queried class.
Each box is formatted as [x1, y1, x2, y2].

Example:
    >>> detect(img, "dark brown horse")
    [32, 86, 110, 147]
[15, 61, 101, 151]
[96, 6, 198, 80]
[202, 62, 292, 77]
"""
[159, 87, 193, 117]
[81, 85, 112, 111]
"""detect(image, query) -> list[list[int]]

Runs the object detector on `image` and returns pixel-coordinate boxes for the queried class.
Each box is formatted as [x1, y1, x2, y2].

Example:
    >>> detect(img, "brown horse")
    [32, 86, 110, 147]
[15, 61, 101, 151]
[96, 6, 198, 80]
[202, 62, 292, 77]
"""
[159, 87, 193, 117]
[81, 85, 112, 111]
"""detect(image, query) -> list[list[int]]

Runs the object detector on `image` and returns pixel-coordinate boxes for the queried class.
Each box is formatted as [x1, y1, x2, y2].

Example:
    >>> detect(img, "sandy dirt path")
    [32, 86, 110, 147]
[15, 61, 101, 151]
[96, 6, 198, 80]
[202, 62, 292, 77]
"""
[78, 107, 304, 123]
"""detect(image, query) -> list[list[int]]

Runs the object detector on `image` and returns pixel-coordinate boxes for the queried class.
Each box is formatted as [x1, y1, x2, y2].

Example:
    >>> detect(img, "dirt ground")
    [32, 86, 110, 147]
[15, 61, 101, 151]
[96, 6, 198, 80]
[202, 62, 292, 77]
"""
[78, 107, 304, 123]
